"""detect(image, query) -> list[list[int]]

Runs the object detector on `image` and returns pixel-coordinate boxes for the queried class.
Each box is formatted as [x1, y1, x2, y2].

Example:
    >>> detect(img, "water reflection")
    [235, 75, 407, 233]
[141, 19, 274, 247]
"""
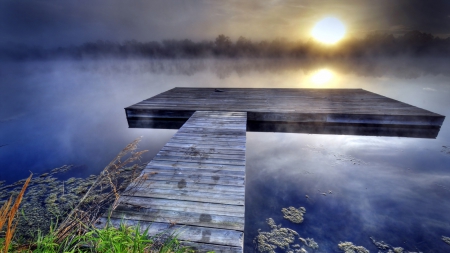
[246, 132, 450, 252]
[0, 58, 449, 252]
[310, 68, 334, 86]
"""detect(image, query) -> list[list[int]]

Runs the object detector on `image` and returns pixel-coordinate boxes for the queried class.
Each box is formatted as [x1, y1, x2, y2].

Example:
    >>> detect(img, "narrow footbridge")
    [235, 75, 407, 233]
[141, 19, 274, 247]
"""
[97, 88, 444, 252]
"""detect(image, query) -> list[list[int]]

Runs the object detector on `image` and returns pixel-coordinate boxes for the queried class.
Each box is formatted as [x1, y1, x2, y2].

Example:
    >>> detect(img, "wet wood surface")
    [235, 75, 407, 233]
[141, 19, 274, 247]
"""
[101, 111, 246, 252]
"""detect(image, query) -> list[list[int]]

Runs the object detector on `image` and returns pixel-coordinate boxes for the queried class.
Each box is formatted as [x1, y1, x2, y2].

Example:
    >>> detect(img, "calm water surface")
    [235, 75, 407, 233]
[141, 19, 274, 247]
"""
[0, 59, 449, 252]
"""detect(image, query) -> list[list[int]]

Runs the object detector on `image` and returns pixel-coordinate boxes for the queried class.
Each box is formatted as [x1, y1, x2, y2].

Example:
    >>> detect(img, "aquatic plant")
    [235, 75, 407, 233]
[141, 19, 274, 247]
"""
[338, 241, 369, 253]
[0, 165, 99, 241]
[255, 218, 300, 253]
[368, 236, 427, 253]
[443, 236, 450, 246]
[0, 174, 31, 253]
[255, 217, 318, 253]
[305, 238, 318, 250]
[392, 247, 404, 253]
[281, 206, 306, 224]
[370, 236, 390, 250]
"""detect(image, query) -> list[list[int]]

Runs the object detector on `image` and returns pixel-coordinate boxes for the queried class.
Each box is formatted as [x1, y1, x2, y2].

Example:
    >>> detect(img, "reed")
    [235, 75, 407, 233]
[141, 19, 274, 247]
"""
[0, 174, 32, 253]
[56, 137, 148, 243]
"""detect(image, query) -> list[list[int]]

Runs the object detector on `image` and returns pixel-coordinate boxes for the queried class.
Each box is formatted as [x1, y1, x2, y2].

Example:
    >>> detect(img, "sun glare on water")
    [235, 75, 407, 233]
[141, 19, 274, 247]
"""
[311, 17, 346, 44]
[311, 69, 333, 85]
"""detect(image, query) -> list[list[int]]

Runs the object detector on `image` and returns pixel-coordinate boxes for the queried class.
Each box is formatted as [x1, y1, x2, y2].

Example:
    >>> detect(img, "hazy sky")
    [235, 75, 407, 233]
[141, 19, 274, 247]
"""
[1, 0, 450, 47]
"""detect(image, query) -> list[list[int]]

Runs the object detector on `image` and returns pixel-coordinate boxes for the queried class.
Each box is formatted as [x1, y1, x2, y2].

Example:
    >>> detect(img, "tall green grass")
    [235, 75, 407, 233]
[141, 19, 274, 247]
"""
[2, 219, 194, 252]
[29, 218, 193, 253]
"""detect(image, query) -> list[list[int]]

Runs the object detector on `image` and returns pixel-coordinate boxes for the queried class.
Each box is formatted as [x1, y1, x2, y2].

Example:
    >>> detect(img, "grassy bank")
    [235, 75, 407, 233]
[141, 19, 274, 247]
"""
[0, 138, 201, 252]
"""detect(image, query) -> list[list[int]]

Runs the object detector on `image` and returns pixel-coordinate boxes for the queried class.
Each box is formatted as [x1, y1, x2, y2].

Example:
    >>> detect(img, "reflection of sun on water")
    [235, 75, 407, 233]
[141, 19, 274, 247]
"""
[311, 69, 333, 85]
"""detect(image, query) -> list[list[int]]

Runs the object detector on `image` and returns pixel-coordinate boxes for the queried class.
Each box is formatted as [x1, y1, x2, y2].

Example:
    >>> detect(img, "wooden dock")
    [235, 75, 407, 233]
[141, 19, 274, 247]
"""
[126, 88, 445, 138]
[98, 88, 445, 252]
[98, 111, 247, 252]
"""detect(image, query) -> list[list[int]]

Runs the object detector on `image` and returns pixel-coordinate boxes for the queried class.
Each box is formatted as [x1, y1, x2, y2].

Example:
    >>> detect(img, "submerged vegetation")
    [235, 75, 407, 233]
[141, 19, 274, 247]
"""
[338, 242, 369, 253]
[281, 207, 305, 224]
[254, 205, 439, 252]
[254, 207, 318, 253]
[0, 165, 97, 242]
[442, 236, 450, 245]
[0, 137, 193, 252]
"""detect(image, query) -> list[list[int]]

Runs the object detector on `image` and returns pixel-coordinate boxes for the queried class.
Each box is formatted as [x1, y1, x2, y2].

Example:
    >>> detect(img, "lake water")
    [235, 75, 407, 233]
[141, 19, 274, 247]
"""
[1, 58, 449, 252]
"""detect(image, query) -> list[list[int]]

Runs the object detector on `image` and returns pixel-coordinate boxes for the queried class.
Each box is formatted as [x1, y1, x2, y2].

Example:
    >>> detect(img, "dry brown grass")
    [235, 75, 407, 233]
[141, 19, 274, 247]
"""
[55, 137, 148, 243]
[0, 174, 32, 253]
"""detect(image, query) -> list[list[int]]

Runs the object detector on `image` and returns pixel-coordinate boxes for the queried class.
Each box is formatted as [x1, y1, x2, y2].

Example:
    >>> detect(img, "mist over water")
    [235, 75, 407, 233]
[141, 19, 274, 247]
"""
[1, 58, 449, 252]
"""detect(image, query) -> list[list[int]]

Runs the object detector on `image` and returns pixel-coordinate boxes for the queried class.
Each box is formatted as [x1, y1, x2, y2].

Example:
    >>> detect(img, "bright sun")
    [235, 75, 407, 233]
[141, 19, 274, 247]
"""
[311, 17, 346, 44]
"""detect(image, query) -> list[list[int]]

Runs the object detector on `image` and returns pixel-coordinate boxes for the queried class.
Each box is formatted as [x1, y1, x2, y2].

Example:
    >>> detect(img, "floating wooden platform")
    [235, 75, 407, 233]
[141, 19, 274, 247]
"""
[126, 88, 445, 138]
[99, 111, 247, 252]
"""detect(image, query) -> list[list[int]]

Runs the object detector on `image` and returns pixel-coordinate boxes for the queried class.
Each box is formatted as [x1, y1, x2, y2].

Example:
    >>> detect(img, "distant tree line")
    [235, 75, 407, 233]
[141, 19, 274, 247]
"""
[1, 31, 450, 61]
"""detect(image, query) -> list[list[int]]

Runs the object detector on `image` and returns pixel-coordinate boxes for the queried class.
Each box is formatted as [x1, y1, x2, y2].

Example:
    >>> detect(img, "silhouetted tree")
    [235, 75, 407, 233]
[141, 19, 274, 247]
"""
[2, 31, 450, 61]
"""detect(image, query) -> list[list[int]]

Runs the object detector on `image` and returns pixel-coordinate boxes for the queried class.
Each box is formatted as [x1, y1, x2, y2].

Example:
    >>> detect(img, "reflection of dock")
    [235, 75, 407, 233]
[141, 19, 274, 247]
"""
[102, 88, 445, 252]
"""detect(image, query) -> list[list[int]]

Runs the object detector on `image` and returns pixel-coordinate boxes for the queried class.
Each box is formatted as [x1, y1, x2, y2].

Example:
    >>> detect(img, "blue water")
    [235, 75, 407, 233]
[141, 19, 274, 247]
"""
[1, 59, 449, 252]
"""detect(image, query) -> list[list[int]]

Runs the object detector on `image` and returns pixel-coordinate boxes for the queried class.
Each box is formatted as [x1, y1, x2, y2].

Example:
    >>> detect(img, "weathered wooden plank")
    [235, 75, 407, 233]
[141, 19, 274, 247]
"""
[130, 180, 245, 194]
[169, 134, 245, 140]
[147, 160, 245, 172]
[156, 150, 245, 160]
[160, 146, 246, 155]
[163, 143, 244, 149]
[143, 164, 246, 176]
[163, 142, 245, 150]
[141, 168, 245, 179]
[171, 135, 246, 141]
[176, 127, 246, 133]
[165, 139, 246, 148]
[109, 208, 244, 230]
[139, 171, 245, 186]
[181, 241, 243, 253]
[97, 218, 244, 247]
[185, 117, 246, 122]
[116, 196, 244, 217]
[148, 159, 245, 170]
[122, 187, 244, 205]
[166, 143, 244, 150]
[153, 155, 246, 166]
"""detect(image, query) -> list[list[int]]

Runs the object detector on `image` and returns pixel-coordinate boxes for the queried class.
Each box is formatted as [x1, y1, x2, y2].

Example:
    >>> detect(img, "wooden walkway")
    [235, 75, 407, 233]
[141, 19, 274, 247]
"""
[98, 111, 247, 252]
